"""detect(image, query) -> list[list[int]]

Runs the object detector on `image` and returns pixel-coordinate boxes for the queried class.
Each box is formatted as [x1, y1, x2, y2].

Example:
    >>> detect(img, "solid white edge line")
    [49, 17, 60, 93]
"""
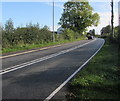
[1, 39, 96, 75]
[44, 39, 105, 101]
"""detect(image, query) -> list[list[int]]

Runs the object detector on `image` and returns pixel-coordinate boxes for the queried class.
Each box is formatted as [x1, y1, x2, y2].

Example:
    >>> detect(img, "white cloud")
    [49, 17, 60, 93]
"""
[88, 11, 118, 35]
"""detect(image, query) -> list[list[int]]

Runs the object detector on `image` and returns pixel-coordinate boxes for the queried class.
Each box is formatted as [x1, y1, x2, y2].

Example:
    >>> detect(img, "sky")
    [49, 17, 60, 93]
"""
[1, 0, 119, 35]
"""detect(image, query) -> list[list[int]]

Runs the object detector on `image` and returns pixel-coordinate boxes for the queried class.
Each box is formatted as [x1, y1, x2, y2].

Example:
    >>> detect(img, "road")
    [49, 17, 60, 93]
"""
[2, 38, 104, 100]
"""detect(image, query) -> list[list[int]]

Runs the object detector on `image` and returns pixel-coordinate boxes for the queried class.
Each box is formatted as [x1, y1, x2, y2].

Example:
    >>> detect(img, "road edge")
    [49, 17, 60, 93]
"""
[44, 39, 105, 101]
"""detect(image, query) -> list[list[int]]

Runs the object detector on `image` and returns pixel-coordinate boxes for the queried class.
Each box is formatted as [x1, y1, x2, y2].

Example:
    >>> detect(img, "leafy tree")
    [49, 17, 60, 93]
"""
[59, 1, 100, 34]
[113, 26, 120, 45]
[114, 26, 119, 39]
[101, 25, 111, 36]
[5, 18, 14, 33]
[92, 29, 95, 36]
[3, 18, 15, 47]
[118, 26, 120, 49]
[0, 25, 2, 43]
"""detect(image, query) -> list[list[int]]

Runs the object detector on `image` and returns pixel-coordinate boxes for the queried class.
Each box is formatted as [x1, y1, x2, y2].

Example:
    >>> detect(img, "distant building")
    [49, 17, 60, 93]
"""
[57, 27, 64, 34]
[118, 1, 120, 26]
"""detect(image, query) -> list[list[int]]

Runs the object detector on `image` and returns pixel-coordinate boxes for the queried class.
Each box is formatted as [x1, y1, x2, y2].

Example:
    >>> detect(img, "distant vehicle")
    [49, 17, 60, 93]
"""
[86, 32, 93, 40]
[87, 36, 93, 40]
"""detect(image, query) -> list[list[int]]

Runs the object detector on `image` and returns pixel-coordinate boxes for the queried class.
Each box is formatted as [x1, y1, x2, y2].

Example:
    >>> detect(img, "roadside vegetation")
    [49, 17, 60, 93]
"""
[66, 26, 120, 100]
[1, 20, 86, 54]
[1, 1, 99, 54]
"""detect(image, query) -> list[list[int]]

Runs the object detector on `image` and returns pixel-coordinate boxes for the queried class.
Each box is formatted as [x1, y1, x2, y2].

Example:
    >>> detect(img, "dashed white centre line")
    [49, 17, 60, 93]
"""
[1, 39, 96, 75]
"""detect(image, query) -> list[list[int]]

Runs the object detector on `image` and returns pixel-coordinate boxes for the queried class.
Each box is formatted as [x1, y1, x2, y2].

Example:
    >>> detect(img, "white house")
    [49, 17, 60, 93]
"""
[57, 27, 64, 34]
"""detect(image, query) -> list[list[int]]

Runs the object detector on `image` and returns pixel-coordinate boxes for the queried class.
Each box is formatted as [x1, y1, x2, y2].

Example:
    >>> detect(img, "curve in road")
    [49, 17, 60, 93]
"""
[2, 38, 105, 100]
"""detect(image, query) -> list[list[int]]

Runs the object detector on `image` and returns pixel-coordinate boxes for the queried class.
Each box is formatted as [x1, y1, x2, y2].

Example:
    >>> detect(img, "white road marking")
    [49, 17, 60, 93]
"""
[1, 39, 96, 75]
[44, 39, 105, 101]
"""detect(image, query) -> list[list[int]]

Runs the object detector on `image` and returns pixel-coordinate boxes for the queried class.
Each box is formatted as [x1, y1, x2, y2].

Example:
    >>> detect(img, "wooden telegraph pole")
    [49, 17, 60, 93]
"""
[53, 0, 55, 42]
[111, 0, 114, 38]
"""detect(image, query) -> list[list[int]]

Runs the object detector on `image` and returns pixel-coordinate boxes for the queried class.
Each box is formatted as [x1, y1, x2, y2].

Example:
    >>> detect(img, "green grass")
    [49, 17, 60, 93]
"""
[2, 37, 86, 54]
[66, 39, 120, 100]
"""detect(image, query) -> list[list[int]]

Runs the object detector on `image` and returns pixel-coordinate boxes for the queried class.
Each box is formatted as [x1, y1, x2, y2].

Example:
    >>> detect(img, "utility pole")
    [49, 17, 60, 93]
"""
[111, 0, 114, 38]
[53, 0, 55, 42]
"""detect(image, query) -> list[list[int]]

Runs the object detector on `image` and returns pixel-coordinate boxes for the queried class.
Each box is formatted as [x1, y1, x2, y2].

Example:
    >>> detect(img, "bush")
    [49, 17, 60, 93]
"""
[62, 29, 79, 40]
[2, 18, 85, 50]
[2, 19, 53, 48]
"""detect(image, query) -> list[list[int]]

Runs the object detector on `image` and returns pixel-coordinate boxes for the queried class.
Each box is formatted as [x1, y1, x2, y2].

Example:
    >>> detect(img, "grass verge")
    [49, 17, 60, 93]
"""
[66, 39, 120, 100]
[2, 37, 86, 54]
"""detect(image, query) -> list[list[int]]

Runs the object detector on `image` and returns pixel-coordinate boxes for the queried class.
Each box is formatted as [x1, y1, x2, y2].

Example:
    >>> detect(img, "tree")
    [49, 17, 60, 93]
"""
[0, 25, 2, 47]
[92, 29, 95, 36]
[101, 25, 111, 36]
[5, 18, 14, 33]
[113, 26, 120, 45]
[114, 26, 119, 39]
[4, 18, 15, 46]
[59, 1, 100, 34]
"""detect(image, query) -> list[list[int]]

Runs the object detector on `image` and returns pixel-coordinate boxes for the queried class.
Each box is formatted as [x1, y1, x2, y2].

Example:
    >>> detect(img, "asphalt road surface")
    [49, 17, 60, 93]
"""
[2, 38, 104, 100]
